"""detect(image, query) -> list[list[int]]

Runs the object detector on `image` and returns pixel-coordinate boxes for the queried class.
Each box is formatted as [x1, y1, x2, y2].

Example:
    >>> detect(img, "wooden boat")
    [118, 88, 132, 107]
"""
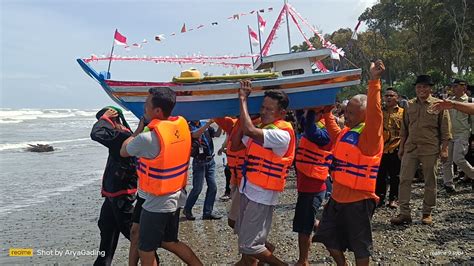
[77, 48, 361, 120]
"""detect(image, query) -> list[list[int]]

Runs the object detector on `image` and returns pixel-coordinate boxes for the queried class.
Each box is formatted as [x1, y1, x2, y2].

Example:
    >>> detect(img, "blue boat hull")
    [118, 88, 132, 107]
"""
[121, 88, 339, 120]
[77, 58, 358, 120]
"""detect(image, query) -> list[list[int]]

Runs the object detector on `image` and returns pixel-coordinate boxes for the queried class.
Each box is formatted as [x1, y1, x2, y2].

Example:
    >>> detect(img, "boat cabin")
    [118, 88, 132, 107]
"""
[253, 48, 331, 76]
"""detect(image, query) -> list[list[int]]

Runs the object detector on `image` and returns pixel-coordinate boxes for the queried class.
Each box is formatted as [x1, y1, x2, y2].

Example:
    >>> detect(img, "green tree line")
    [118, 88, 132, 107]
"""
[292, 0, 473, 100]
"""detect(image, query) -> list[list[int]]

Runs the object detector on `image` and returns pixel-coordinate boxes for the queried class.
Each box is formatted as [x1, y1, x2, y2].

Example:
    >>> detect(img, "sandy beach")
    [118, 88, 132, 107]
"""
[1, 162, 472, 264]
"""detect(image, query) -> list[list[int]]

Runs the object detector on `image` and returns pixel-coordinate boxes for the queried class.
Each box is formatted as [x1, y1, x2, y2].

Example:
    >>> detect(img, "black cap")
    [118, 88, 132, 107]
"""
[414, 75, 434, 86]
[451, 78, 467, 86]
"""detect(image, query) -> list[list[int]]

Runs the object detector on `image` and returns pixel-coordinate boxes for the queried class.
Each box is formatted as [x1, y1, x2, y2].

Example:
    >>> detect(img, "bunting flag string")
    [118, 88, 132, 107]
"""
[115, 6, 274, 49]
[87, 54, 258, 60]
[287, 9, 314, 50]
[83, 55, 255, 69]
[261, 5, 287, 56]
[124, 38, 148, 50]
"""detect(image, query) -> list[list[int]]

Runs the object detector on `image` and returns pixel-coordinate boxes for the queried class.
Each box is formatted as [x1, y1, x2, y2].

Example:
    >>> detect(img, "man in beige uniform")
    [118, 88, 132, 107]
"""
[441, 79, 474, 193]
[391, 75, 451, 226]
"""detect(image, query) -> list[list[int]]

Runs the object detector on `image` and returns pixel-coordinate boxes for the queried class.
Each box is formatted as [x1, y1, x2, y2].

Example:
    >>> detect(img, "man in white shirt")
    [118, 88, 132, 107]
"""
[231, 80, 295, 266]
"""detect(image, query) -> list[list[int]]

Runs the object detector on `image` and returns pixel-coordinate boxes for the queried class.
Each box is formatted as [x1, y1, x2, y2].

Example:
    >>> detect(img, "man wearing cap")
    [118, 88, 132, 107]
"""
[391, 75, 452, 226]
[440, 79, 474, 193]
[90, 106, 138, 266]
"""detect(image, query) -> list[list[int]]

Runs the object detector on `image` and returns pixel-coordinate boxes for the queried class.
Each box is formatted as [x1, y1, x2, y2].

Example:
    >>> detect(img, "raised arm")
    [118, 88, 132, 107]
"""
[359, 60, 384, 156]
[304, 109, 330, 147]
[191, 120, 214, 139]
[322, 105, 342, 141]
[120, 117, 146, 157]
[433, 100, 474, 115]
[238, 80, 265, 143]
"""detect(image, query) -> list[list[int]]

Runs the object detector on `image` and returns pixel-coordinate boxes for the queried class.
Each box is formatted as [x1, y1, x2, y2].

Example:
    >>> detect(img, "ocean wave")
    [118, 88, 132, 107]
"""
[0, 138, 90, 151]
[0, 109, 100, 123]
[0, 119, 23, 124]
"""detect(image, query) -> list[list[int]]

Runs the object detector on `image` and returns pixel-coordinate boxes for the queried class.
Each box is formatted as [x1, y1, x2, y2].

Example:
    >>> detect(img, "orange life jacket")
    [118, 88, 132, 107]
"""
[226, 121, 246, 186]
[226, 118, 262, 186]
[137, 116, 191, 196]
[243, 120, 296, 191]
[331, 123, 381, 192]
[295, 121, 332, 181]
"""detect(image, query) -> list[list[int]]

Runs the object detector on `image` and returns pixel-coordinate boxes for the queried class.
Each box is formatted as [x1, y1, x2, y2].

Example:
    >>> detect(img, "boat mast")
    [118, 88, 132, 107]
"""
[285, 0, 292, 53]
[257, 12, 263, 63]
[247, 26, 255, 65]
[106, 30, 116, 79]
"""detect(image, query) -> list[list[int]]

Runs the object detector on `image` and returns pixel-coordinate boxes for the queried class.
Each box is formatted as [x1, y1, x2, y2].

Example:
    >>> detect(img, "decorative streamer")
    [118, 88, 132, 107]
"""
[286, 4, 344, 57]
[149, 6, 273, 44]
[287, 9, 314, 50]
[261, 5, 287, 56]
[83, 54, 259, 69]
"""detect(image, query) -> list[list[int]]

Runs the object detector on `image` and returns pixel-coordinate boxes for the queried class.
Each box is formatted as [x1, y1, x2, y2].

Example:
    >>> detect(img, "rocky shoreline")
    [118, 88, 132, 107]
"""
[1, 164, 472, 264]
[139, 172, 474, 264]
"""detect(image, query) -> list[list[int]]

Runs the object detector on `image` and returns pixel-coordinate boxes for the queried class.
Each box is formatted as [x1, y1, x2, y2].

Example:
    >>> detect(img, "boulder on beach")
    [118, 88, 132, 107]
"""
[26, 144, 54, 152]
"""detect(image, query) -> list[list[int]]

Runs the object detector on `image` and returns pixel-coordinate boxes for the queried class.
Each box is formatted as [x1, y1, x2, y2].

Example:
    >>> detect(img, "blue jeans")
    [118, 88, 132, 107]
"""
[184, 158, 217, 216]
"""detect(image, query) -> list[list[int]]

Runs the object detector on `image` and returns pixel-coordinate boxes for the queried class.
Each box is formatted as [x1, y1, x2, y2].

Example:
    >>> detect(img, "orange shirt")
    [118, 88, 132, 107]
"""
[214, 117, 237, 135]
[325, 80, 383, 203]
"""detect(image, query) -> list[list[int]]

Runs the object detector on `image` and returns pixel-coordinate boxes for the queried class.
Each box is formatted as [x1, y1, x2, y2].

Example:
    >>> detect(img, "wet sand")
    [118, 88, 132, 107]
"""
[1, 165, 472, 264]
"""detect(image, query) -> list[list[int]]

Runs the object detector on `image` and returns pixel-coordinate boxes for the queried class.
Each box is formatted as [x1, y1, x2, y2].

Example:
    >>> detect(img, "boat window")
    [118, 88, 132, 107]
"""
[281, 69, 304, 76]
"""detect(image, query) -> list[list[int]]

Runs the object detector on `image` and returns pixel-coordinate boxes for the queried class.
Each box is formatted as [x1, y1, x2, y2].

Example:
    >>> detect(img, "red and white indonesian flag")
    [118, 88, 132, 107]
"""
[248, 26, 259, 46]
[114, 29, 127, 46]
[351, 20, 362, 40]
[258, 13, 266, 32]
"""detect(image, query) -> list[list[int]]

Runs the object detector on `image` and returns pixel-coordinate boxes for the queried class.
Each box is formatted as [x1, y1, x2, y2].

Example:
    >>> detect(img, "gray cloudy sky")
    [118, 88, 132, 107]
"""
[1, 0, 376, 109]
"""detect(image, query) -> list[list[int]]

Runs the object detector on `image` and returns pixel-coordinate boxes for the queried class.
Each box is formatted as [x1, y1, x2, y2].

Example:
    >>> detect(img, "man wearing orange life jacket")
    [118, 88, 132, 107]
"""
[214, 116, 260, 230]
[231, 81, 295, 266]
[293, 107, 334, 266]
[312, 60, 385, 266]
[120, 87, 202, 266]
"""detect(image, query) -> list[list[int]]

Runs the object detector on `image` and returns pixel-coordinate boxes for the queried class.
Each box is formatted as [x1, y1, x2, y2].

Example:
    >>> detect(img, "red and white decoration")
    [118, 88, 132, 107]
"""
[258, 12, 266, 32]
[84, 54, 258, 69]
[248, 26, 259, 46]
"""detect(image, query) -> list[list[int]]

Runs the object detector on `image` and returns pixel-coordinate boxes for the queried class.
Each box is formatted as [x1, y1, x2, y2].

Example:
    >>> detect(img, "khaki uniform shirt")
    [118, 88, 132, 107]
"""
[401, 95, 452, 155]
[383, 105, 404, 153]
[448, 94, 474, 139]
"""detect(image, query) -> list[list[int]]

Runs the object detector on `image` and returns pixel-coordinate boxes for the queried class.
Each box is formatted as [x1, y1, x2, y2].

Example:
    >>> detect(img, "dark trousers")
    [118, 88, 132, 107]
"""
[94, 195, 135, 266]
[224, 164, 231, 195]
[375, 152, 401, 202]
